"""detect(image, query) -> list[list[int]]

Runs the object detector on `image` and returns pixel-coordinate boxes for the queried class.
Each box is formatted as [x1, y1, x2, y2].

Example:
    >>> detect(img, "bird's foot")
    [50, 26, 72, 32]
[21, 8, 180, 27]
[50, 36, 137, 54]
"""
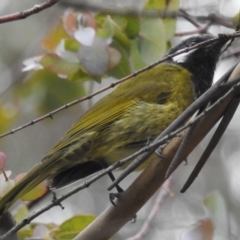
[155, 148, 166, 159]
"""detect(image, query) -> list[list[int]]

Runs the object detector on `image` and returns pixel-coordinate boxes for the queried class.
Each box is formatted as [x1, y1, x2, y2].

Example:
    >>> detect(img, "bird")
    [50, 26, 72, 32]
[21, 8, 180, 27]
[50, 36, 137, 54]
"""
[0, 34, 229, 215]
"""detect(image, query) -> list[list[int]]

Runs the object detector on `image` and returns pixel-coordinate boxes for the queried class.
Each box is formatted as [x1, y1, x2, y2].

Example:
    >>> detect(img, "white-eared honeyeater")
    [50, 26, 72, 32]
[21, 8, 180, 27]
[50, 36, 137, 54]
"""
[0, 34, 229, 215]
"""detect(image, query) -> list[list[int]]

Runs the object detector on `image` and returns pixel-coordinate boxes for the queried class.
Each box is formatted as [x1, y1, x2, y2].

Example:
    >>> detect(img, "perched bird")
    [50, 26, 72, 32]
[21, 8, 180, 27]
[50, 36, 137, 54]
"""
[0, 34, 228, 215]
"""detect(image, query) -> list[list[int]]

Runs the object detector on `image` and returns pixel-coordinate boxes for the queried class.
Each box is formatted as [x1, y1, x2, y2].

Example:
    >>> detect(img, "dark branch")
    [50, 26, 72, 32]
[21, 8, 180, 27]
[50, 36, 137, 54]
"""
[0, 0, 59, 24]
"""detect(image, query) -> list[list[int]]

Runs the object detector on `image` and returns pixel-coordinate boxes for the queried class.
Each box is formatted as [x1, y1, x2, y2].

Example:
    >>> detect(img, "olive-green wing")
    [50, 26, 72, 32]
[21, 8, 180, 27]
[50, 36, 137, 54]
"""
[45, 98, 138, 156]
[45, 64, 178, 157]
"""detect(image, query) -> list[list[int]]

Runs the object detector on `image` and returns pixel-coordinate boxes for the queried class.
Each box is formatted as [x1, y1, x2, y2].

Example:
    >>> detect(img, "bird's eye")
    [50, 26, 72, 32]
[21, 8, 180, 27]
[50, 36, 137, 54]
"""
[189, 41, 197, 47]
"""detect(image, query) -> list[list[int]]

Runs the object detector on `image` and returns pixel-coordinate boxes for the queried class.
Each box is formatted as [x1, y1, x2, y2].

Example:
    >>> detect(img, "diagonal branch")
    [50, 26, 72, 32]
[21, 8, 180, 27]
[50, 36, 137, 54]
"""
[0, 0, 59, 24]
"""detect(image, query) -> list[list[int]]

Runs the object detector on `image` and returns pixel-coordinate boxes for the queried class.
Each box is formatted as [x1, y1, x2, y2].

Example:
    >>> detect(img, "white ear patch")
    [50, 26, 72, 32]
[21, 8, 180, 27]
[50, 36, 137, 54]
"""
[172, 49, 195, 63]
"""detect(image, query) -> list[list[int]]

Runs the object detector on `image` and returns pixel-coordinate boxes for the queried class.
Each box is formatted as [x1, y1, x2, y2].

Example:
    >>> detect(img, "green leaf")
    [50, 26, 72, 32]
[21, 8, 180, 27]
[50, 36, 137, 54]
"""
[40, 54, 80, 76]
[103, 16, 131, 47]
[17, 222, 57, 240]
[144, 0, 179, 41]
[107, 40, 131, 78]
[129, 39, 146, 71]
[64, 39, 80, 52]
[110, 15, 128, 29]
[96, 28, 112, 39]
[68, 68, 92, 82]
[15, 69, 85, 113]
[17, 229, 33, 240]
[50, 215, 95, 240]
[232, 12, 240, 30]
[0, 102, 18, 133]
[139, 18, 166, 64]
[144, 0, 179, 10]
[14, 205, 29, 223]
[41, 21, 70, 52]
[144, 0, 166, 9]
[125, 16, 140, 39]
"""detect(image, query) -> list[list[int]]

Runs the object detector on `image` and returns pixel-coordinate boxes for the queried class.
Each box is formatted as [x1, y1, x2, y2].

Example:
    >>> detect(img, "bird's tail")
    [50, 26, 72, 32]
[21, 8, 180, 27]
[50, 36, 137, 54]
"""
[0, 159, 57, 216]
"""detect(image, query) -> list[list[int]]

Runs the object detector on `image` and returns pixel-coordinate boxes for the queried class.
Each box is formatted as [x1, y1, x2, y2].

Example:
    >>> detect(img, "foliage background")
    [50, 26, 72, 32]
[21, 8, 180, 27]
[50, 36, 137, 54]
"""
[0, 0, 240, 239]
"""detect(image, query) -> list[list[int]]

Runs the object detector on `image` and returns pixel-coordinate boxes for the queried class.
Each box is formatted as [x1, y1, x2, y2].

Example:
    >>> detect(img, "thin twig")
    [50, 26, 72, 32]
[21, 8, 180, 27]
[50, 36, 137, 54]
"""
[179, 9, 201, 28]
[0, 0, 59, 24]
[181, 95, 240, 192]
[175, 22, 211, 36]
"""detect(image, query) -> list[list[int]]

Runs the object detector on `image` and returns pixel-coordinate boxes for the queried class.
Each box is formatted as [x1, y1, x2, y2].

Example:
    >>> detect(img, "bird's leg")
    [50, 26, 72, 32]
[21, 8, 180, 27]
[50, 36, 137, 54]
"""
[99, 160, 124, 206]
[108, 170, 137, 222]
[108, 171, 124, 206]
[155, 146, 165, 159]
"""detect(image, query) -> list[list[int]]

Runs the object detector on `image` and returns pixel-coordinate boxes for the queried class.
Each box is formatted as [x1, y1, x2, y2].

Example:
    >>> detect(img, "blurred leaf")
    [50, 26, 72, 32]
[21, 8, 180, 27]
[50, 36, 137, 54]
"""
[162, 0, 179, 40]
[14, 205, 29, 223]
[62, 11, 79, 35]
[50, 215, 95, 240]
[32, 224, 51, 239]
[139, 18, 166, 64]
[17, 229, 33, 240]
[96, 28, 112, 39]
[63, 11, 97, 36]
[78, 38, 109, 78]
[41, 54, 80, 76]
[144, 0, 165, 9]
[0, 152, 7, 170]
[41, 22, 69, 52]
[68, 68, 92, 82]
[144, 0, 179, 47]
[163, 18, 177, 41]
[0, 102, 18, 133]
[144, 0, 179, 10]
[110, 15, 128, 29]
[203, 191, 230, 240]
[232, 12, 240, 31]
[15, 69, 85, 113]
[181, 219, 214, 240]
[18, 222, 57, 240]
[15, 173, 47, 201]
[0, 179, 15, 198]
[107, 40, 131, 78]
[64, 39, 80, 52]
[125, 16, 140, 39]
[129, 38, 146, 71]
[103, 16, 131, 47]
[108, 47, 122, 70]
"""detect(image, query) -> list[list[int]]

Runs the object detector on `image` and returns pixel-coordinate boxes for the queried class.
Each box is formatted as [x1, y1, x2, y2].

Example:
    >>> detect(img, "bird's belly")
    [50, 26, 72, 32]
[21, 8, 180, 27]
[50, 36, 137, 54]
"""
[97, 100, 192, 169]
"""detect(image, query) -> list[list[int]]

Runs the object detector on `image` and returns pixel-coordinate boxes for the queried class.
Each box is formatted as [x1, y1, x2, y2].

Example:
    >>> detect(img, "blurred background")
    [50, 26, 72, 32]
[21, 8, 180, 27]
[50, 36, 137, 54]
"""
[0, 0, 240, 239]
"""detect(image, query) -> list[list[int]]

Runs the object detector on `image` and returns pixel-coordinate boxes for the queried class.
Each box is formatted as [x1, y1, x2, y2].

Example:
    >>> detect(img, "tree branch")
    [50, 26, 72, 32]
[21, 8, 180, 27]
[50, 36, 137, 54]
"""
[0, 0, 59, 24]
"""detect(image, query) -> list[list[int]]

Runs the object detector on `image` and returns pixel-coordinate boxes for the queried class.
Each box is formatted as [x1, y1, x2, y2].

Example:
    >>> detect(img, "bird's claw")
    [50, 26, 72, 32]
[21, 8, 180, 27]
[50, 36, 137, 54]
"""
[155, 148, 166, 159]
[109, 192, 122, 207]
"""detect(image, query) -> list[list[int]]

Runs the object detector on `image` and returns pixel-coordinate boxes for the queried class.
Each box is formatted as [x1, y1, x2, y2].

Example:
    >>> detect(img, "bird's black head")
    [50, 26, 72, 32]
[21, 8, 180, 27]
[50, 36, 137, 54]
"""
[168, 34, 229, 98]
